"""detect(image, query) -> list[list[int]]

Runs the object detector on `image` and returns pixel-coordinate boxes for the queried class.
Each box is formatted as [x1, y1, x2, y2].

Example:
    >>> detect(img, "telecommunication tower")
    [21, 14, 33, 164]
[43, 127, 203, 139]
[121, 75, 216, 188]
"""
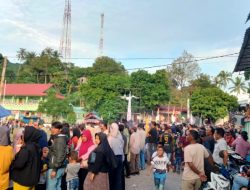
[99, 13, 104, 56]
[59, 0, 71, 65]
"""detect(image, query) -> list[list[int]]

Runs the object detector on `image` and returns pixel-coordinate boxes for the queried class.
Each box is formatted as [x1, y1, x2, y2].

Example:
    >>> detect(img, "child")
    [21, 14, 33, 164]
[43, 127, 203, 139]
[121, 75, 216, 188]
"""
[65, 151, 81, 190]
[148, 145, 170, 190]
[173, 142, 183, 174]
[36, 147, 49, 190]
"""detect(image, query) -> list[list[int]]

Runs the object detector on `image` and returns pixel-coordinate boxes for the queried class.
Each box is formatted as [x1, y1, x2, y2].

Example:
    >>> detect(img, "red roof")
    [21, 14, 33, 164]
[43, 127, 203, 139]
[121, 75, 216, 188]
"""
[5, 84, 64, 99]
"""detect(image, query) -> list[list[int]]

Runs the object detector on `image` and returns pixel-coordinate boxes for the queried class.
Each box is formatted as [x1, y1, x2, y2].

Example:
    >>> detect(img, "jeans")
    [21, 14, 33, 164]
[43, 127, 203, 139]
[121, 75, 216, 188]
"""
[109, 155, 123, 190]
[175, 157, 182, 173]
[46, 168, 65, 190]
[139, 150, 145, 170]
[153, 172, 167, 190]
[232, 175, 249, 190]
[67, 178, 79, 190]
[147, 143, 157, 165]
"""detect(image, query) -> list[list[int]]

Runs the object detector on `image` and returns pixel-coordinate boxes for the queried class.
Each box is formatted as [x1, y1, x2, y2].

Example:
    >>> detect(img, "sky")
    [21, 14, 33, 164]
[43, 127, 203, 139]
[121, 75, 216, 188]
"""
[0, 0, 250, 76]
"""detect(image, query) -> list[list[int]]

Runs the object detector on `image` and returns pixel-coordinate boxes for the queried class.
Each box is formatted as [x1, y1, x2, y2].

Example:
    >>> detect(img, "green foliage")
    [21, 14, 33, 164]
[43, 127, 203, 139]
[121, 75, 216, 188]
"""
[80, 74, 130, 122]
[215, 71, 232, 89]
[38, 90, 76, 123]
[130, 69, 170, 110]
[190, 87, 238, 121]
[229, 76, 247, 95]
[190, 73, 215, 89]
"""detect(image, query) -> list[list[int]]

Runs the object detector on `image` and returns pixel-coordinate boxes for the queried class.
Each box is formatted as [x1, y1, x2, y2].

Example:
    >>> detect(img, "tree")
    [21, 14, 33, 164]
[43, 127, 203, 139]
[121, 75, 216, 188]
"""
[190, 87, 238, 122]
[215, 71, 232, 89]
[38, 90, 76, 124]
[190, 73, 215, 89]
[91, 56, 127, 76]
[167, 51, 200, 90]
[80, 74, 130, 122]
[130, 70, 170, 110]
[229, 77, 247, 95]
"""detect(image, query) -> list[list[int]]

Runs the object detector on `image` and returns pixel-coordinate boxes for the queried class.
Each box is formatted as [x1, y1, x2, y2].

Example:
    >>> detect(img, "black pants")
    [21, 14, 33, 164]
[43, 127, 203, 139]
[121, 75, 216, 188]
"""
[61, 173, 67, 190]
[78, 168, 88, 190]
[109, 155, 123, 190]
[124, 154, 130, 177]
[35, 184, 46, 190]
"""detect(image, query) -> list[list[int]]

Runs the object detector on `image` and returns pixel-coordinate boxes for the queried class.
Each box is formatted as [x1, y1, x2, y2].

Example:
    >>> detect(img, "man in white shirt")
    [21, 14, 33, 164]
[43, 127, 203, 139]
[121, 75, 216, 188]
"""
[213, 128, 228, 166]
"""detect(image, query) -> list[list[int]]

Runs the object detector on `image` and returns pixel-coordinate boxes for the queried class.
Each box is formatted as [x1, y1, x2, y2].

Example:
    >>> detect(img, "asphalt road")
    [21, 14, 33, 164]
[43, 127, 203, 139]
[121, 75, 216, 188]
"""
[125, 169, 182, 190]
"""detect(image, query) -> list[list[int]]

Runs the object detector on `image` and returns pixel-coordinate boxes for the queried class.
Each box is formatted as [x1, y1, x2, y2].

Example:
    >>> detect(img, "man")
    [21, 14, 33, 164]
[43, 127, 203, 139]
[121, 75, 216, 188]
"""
[138, 123, 146, 170]
[213, 128, 228, 166]
[129, 127, 140, 175]
[203, 126, 215, 154]
[146, 122, 158, 165]
[100, 121, 109, 135]
[47, 122, 67, 190]
[162, 125, 173, 161]
[33, 121, 48, 149]
[182, 130, 210, 190]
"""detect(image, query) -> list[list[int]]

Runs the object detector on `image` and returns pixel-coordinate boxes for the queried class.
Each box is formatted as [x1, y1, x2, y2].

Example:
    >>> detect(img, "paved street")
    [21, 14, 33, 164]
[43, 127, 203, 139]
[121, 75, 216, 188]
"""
[126, 169, 182, 190]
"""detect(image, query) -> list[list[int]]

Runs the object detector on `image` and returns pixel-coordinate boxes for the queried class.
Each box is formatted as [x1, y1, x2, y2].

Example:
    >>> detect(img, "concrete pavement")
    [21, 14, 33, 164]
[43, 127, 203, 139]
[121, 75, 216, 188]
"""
[125, 169, 182, 190]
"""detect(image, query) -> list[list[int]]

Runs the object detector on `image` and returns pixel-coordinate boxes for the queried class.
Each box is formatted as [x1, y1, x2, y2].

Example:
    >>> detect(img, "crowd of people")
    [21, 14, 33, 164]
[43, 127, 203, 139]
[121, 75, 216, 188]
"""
[0, 118, 250, 190]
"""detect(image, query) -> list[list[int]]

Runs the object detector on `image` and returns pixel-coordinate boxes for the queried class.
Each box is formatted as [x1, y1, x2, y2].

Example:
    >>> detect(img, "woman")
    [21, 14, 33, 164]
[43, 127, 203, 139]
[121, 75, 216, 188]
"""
[11, 126, 41, 190]
[108, 123, 124, 190]
[232, 131, 250, 159]
[84, 132, 116, 190]
[0, 126, 13, 190]
[76, 130, 96, 190]
[69, 127, 81, 150]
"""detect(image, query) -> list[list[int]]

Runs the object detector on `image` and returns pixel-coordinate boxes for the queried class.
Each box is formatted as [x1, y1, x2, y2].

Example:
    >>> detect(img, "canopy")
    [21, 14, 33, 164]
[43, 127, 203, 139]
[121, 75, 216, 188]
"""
[0, 106, 11, 118]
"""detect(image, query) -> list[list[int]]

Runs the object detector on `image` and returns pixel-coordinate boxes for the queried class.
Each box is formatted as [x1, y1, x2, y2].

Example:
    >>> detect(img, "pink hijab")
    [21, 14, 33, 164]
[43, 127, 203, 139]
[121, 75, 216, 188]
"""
[79, 130, 94, 157]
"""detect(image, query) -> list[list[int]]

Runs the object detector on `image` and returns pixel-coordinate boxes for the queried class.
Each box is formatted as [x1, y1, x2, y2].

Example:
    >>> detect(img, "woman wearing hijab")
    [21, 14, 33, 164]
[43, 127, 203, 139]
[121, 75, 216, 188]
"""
[0, 126, 13, 190]
[75, 129, 96, 190]
[11, 126, 41, 190]
[108, 123, 124, 190]
[84, 132, 116, 190]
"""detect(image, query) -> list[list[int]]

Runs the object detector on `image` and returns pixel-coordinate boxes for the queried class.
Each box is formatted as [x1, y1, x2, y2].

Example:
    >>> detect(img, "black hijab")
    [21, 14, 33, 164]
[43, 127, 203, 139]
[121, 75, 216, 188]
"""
[24, 126, 41, 146]
[95, 132, 117, 168]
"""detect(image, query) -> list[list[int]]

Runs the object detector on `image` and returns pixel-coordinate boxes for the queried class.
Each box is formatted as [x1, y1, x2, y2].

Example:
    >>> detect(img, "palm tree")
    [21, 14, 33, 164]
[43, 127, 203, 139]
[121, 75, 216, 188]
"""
[229, 77, 248, 95]
[17, 48, 27, 76]
[216, 71, 232, 89]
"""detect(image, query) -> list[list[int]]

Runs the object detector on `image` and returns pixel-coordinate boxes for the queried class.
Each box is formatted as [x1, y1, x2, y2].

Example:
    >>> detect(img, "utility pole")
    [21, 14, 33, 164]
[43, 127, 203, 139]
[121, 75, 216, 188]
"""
[99, 13, 104, 56]
[0, 56, 7, 101]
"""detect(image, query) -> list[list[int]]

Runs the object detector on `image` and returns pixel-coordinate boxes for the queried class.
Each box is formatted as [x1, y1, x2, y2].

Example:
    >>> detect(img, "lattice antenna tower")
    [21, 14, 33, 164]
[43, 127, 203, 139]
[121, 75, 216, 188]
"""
[59, 0, 71, 65]
[99, 13, 104, 56]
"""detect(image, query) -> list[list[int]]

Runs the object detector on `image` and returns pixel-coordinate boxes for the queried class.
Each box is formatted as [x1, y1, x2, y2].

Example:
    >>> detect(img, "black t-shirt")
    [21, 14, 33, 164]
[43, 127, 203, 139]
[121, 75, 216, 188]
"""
[148, 128, 158, 144]
[163, 133, 173, 153]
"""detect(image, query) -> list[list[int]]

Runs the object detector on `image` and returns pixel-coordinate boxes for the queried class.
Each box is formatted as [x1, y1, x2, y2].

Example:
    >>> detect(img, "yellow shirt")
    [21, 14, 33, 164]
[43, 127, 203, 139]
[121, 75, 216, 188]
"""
[0, 145, 13, 190]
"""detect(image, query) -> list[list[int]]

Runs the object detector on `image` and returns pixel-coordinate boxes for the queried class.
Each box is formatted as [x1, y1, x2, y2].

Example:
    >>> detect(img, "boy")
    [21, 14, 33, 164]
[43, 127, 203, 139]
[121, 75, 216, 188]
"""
[173, 142, 183, 174]
[65, 151, 81, 190]
[148, 145, 170, 190]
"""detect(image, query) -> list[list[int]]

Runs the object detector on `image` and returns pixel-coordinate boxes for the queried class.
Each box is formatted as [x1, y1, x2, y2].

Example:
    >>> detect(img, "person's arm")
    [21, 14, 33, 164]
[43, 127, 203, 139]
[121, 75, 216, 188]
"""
[88, 151, 104, 174]
[223, 150, 228, 166]
[231, 138, 237, 148]
[53, 138, 67, 171]
[187, 162, 207, 181]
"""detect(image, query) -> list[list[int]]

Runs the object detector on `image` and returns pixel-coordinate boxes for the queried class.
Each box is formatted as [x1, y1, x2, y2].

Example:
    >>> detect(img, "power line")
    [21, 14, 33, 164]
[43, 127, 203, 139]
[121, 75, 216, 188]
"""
[6, 52, 239, 61]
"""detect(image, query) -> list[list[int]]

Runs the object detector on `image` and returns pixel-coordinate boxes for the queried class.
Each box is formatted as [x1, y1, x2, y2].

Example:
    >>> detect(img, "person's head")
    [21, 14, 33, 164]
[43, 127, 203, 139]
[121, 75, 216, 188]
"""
[206, 126, 215, 136]
[131, 127, 137, 133]
[241, 131, 248, 141]
[101, 121, 108, 132]
[118, 123, 125, 132]
[187, 130, 199, 143]
[109, 123, 119, 137]
[199, 127, 206, 138]
[72, 127, 81, 139]
[42, 147, 49, 158]
[81, 129, 92, 143]
[164, 125, 170, 133]
[0, 126, 10, 146]
[23, 126, 41, 144]
[214, 128, 225, 140]
[151, 121, 156, 128]
[138, 123, 144, 130]
[95, 132, 108, 146]
[51, 121, 63, 135]
[69, 150, 78, 163]
[78, 124, 85, 132]
[157, 145, 164, 157]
